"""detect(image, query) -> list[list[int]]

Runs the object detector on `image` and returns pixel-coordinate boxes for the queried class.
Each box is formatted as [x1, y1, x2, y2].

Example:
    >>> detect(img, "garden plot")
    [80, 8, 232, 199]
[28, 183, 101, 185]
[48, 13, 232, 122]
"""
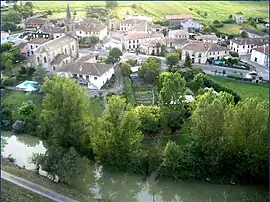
[134, 87, 155, 105]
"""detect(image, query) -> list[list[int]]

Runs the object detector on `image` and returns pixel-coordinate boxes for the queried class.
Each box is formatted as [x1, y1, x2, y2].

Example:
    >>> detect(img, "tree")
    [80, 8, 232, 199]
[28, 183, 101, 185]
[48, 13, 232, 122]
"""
[177, 49, 182, 60]
[47, 10, 53, 16]
[25, 2, 33, 9]
[183, 52, 192, 67]
[161, 29, 168, 37]
[204, 12, 208, 18]
[73, 10, 77, 16]
[188, 72, 205, 92]
[90, 96, 143, 169]
[134, 105, 160, 136]
[249, 19, 257, 27]
[240, 31, 249, 38]
[229, 51, 239, 58]
[2, 10, 22, 24]
[32, 65, 47, 84]
[5, 59, 13, 74]
[105, 1, 117, 9]
[160, 44, 167, 57]
[109, 47, 122, 64]
[138, 57, 160, 85]
[203, 26, 211, 33]
[1, 43, 13, 53]
[40, 77, 93, 155]
[228, 14, 233, 20]
[120, 62, 132, 76]
[1, 22, 17, 32]
[166, 52, 179, 68]
[19, 100, 36, 116]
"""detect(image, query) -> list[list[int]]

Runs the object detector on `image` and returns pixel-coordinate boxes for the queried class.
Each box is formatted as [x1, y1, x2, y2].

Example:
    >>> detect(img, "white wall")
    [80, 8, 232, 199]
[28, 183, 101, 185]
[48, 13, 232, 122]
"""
[229, 41, 253, 55]
[251, 50, 269, 67]
[1, 32, 9, 44]
[76, 27, 108, 40]
[103, 41, 123, 52]
[27, 43, 42, 56]
[53, 33, 66, 39]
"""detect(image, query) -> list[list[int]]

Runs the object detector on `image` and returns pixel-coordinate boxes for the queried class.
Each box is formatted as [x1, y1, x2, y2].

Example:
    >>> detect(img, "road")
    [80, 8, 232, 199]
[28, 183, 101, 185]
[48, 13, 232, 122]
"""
[1, 171, 78, 202]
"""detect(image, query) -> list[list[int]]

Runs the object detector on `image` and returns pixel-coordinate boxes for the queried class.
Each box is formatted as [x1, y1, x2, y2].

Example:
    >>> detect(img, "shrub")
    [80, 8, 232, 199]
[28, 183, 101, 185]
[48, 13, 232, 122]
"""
[229, 51, 239, 57]
[2, 77, 17, 87]
[131, 4, 137, 9]
[12, 120, 25, 134]
[203, 77, 241, 104]
[123, 76, 135, 104]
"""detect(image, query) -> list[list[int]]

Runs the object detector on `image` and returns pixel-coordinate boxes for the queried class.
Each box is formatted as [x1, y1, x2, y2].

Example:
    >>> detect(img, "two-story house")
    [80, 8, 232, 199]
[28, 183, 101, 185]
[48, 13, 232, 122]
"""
[168, 29, 189, 39]
[229, 38, 268, 55]
[24, 17, 50, 30]
[164, 15, 193, 27]
[75, 21, 108, 40]
[250, 46, 269, 67]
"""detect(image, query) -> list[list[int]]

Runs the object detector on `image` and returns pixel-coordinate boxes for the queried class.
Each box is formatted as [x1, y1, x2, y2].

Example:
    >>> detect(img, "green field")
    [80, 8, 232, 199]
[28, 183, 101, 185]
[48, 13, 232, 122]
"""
[32, 1, 269, 22]
[207, 75, 269, 101]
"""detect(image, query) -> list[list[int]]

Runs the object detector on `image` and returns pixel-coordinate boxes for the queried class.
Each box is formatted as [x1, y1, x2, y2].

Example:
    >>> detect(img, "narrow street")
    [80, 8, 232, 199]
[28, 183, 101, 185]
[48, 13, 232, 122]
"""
[1, 171, 78, 202]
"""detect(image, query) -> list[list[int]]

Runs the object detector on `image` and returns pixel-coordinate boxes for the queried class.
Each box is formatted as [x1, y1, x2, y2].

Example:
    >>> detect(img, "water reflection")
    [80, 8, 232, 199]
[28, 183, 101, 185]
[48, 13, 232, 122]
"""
[1, 131, 46, 170]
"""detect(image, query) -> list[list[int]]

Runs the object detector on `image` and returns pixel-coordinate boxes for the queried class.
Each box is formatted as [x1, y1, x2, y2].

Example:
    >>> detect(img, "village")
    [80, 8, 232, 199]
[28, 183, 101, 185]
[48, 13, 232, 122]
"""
[1, 1, 269, 202]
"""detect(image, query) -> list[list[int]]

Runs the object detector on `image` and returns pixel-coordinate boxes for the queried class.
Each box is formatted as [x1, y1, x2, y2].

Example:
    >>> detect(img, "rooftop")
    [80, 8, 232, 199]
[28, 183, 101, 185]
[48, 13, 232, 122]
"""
[57, 62, 114, 77]
[240, 28, 268, 37]
[75, 21, 107, 32]
[182, 41, 230, 52]
[39, 24, 65, 33]
[25, 17, 49, 25]
[28, 38, 51, 44]
[195, 34, 218, 41]
[231, 38, 268, 46]
[252, 46, 269, 55]
[51, 54, 69, 65]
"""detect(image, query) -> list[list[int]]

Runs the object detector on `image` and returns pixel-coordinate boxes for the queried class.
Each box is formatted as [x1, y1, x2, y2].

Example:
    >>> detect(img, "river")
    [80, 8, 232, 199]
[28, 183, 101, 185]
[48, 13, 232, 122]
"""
[1, 131, 268, 202]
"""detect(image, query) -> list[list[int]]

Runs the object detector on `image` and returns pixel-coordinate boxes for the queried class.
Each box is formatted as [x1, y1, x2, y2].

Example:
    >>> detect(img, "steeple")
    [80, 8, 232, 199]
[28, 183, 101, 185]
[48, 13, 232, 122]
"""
[66, 4, 72, 22]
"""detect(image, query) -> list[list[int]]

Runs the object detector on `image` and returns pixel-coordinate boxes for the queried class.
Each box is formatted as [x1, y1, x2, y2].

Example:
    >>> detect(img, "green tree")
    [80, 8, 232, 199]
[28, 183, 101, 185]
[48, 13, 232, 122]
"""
[90, 96, 143, 169]
[166, 51, 179, 68]
[188, 72, 205, 92]
[19, 100, 36, 116]
[32, 65, 47, 84]
[134, 105, 160, 136]
[177, 49, 182, 60]
[138, 57, 160, 85]
[120, 62, 132, 76]
[1, 43, 13, 53]
[183, 52, 192, 67]
[40, 77, 93, 155]
[204, 12, 208, 18]
[109, 47, 122, 64]
[2, 10, 22, 24]
[106, 1, 117, 9]
[5, 59, 13, 74]
[160, 44, 167, 57]
[240, 31, 249, 38]
[25, 2, 33, 9]
[47, 10, 53, 16]
[73, 10, 77, 16]
[228, 14, 233, 21]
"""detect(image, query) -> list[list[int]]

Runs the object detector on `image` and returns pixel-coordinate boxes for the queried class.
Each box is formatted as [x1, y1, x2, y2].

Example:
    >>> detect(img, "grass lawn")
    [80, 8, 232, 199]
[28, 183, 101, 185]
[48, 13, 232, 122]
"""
[89, 97, 105, 117]
[2, 90, 43, 120]
[207, 75, 269, 101]
[1, 179, 51, 202]
[33, 1, 269, 22]
[1, 161, 96, 202]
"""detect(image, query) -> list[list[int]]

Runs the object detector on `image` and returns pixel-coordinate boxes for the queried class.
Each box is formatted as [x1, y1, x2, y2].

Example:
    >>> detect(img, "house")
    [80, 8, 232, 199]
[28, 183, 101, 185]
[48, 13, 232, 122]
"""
[56, 59, 115, 90]
[98, 36, 123, 52]
[229, 38, 268, 55]
[182, 41, 230, 64]
[124, 12, 153, 23]
[150, 24, 164, 33]
[164, 38, 188, 50]
[140, 39, 165, 55]
[126, 22, 149, 34]
[119, 19, 147, 32]
[180, 19, 203, 31]
[33, 35, 79, 72]
[109, 18, 121, 31]
[250, 46, 269, 67]
[239, 28, 268, 39]
[26, 38, 51, 57]
[235, 12, 244, 24]
[1, 31, 10, 44]
[168, 29, 189, 39]
[164, 15, 193, 27]
[195, 34, 219, 43]
[75, 21, 108, 40]
[24, 17, 50, 30]
[124, 32, 164, 52]
[32, 24, 66, 39]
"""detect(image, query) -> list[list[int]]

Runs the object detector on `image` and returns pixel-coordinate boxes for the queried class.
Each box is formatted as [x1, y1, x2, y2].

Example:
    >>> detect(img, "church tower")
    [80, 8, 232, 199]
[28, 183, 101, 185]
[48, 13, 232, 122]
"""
[65, 4, 76, 36]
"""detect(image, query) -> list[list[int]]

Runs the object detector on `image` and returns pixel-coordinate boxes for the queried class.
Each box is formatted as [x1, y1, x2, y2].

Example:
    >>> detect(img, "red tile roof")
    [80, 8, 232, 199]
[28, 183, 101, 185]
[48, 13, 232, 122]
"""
[165, 15, 193, 20]
[253, 46, 269, 55]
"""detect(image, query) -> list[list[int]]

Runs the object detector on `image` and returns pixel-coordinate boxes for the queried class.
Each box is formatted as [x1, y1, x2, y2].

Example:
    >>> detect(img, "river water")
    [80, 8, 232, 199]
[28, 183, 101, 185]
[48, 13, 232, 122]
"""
[1, 131, 268, 202]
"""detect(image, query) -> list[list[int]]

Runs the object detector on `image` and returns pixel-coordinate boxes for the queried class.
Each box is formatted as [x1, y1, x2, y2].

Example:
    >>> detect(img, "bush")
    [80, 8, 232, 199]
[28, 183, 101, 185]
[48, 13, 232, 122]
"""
[229, 51, 239, 57]
[12, 120, 25, 134]
[123, 76, 135, 104]
[2, 77, 17, 87]
[203, 77, 241, 104]
[131, 4, 137, 9]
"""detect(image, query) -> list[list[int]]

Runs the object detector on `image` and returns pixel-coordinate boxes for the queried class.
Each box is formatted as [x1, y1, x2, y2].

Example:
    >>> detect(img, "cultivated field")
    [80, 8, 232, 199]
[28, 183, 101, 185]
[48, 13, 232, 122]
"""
[32, 1, 269, 23]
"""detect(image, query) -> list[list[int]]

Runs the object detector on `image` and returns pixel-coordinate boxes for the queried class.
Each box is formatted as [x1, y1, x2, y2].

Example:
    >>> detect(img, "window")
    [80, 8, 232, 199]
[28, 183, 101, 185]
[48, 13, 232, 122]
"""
[73, 74, 77, 78]
[243, 45, 245, 49]
[80, 31, 82, 34]
[129, 41, 131, 44]
[209, 52, 212, 55]
[86, 75, 89, 79]
[129, 45, 131, 49]
[44, 56, 47, 63]
[133, 40, 135, 43]
[248, 45, 250, 48]
[133, 45, 135, 48]
[79, 74, 83, 78]
[217, 52, 219, 55]
[198, 53, 202, 58]
[198, 59, 201, 64]
[31, 51, 34, 55]
[37, 57, 40, 63]
[30, 45, 33, 49]
[137, 40, 139, 43]
[237, 45, 239, 48]
[192, 52, 195, 57]
[94, 77, 97, 80]
[254, 57, 257, 62]
[53, 66, 55, 71]
[36, 46, 38, 48]
[65, 48, 67, 54]
[72, 45, 74, 51]
[237, 49, 238, 53]
[57, 36, 59, 38]
[225, 51, 227, 54]
[213, 52, 215, 55]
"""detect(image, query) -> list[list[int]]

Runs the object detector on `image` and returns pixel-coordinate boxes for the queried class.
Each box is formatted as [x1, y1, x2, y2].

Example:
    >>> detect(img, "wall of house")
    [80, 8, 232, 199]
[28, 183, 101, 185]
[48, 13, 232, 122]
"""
[27, 42, 42, 56]
[250, 50, 269, 67]
[1, 32, 9, 44]
[120, 23, 135, 31]
[53, 33, 65, 39]
[182, 50, 207, 64]
[207, 50, 229, 60]
[229, 41, 256, 55]
[75, 27, 107, 40]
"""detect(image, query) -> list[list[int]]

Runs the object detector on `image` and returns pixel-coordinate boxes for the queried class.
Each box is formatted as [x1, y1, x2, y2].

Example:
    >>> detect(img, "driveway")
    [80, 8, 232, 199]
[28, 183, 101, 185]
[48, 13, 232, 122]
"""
[1, 171, 78, 202]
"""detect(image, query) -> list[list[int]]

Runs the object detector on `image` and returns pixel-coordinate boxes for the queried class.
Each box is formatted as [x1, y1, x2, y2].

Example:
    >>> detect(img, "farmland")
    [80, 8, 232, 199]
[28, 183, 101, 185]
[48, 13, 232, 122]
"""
[32, 1, 269, 23]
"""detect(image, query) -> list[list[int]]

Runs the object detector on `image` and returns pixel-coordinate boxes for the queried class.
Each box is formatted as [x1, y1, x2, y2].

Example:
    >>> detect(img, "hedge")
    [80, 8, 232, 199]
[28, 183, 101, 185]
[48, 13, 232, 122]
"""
[203, 76, 241, 104]
[123, 76, 135, 105]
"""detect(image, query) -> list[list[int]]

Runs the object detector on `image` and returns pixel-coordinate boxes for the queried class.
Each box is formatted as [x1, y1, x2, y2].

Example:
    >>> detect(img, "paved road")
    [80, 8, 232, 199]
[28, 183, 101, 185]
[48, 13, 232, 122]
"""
[1, 171, 78, 202]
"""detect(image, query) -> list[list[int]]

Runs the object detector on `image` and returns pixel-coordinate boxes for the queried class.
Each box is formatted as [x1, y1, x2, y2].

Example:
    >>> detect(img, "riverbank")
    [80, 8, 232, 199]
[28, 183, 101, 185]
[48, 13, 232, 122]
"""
[1, 158, 96, 202]
[1, 179, 52, 202]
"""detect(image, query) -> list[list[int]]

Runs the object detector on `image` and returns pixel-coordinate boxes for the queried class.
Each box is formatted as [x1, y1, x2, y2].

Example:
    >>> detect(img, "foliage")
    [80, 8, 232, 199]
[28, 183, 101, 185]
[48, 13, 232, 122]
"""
[25, 2, 34, 9]
[1, 43, 13, 53]
[134, 105, 160, 136]
[120, 62, 132, 76]
[12, 120, 25, 134]
[203, 76, 241, 104]
[183, 52, 192, 68]
[32, 66, 47, 84]
[1, 104, 13, 130]
[19, 100, 36, 117]
[109, 47, 122, 63]
[90, 96, 143, 170]
[138, 57, 160, 85]
[229, 51, 239, 58]
[187, 73, 205, 92]
[126, 59, 138, 67]
[123, 76, 135, 104]
[47, 10, 53, 15]
[240, 31, 249, 38]
[2, 77, 17, 87]
[2, 10, 22, 24]
[166, 51, 179, 67]
[106, 1, 118, 9]
[40, 77, 93, 156]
